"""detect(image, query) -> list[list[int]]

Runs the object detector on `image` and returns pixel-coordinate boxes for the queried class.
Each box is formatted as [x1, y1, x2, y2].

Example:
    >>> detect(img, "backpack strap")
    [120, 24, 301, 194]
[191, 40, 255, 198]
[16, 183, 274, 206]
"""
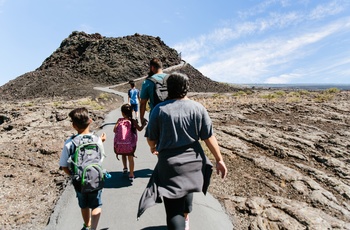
[146, 74, 169, 84]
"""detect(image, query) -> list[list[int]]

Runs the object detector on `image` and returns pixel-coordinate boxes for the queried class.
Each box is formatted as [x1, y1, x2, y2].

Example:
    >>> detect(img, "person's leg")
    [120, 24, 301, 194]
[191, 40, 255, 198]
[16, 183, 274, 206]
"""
[134, 105, 139, 119]
[122, 155, 127, 173]
[131, 103, 139, 120]
[184, 193, 193, 230]
[128, 155, 135, 178]
[163, 196, 186, 230]
[77, 192, 91, 228]
[89, 190, 103, 230]
[81, 208, 91, 228]
[90, 207, 101, 230]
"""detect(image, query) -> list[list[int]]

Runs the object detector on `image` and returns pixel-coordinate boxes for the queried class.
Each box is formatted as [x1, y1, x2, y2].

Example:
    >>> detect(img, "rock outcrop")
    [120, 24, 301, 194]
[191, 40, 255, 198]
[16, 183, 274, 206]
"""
[0, 31, 237, 100]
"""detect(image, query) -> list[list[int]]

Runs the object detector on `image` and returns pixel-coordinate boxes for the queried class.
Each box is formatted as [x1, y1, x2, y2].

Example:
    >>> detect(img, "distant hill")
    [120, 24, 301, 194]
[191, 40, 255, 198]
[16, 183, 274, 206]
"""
[0, 31, 236, 100]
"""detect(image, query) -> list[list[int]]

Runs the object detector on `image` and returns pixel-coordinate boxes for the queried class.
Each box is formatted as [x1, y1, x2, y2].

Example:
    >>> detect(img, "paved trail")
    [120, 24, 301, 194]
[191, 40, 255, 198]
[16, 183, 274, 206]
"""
[46, 88, 233, 230]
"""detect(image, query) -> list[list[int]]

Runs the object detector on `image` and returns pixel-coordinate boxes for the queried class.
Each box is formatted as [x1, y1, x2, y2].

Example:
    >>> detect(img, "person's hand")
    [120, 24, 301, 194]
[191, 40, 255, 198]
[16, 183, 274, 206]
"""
[150, 146, 158, 155]
[141, 118, 148, 126]
[100, 132, 106, 142]
[216, 160, 227, 179]
[142, 119, 148, 127]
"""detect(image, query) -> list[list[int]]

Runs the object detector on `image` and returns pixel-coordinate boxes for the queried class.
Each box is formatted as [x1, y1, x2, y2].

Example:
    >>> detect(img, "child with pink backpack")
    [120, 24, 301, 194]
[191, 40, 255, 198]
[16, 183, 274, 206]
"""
[114, 104, 146, 181]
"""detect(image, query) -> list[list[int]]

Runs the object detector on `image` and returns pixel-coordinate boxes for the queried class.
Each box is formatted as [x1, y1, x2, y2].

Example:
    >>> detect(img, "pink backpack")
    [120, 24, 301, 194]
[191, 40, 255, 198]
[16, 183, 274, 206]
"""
[114, 118, 137, 157]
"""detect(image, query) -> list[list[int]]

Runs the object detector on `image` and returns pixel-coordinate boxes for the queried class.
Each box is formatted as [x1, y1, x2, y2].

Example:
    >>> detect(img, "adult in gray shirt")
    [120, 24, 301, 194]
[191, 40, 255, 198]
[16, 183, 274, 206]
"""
[142, 72, 227, 230]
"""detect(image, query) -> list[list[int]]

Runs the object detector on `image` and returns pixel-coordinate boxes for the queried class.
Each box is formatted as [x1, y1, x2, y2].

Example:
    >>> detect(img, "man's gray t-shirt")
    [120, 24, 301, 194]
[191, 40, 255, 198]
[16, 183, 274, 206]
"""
[145, 99, 213, 152]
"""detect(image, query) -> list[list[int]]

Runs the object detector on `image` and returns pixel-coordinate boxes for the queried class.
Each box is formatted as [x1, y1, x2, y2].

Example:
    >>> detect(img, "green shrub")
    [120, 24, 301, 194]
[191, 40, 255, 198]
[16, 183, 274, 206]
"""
[325, 87, 340, 94]
[261, 94, 277, 100]
[232, 91, 247, 97]
[275, 90, 286, 97]
[298, 90, 310, 95]
[287, 96, 301, 103]
[23, 102, 34, 107]
[97, 93, 110, 101]
[314, 93, 334, 102]
[212, 93, 224, 99]
[287, 91, 301, 98]
[78, 98, 104, 110]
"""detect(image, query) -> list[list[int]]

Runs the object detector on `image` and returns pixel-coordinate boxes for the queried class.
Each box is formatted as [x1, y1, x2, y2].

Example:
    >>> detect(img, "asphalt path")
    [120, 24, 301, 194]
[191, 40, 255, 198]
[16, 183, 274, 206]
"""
[46, 89, 233, 230]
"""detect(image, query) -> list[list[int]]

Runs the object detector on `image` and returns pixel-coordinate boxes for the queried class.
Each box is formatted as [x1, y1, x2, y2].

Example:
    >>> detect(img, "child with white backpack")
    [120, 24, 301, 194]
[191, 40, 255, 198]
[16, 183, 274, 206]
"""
[114, 104, 146, 181]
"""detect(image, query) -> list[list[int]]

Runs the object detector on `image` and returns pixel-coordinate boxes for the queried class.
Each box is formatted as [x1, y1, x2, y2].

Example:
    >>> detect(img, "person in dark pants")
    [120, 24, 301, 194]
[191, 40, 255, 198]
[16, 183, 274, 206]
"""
[140, 72, 227, 230]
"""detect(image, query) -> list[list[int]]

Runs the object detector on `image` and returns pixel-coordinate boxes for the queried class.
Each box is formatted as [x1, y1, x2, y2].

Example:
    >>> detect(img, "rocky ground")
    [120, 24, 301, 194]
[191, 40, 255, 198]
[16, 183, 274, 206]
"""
[197, 89, 350, 229]
[0, 93, 123, 229]
[1, 87, 350, 229]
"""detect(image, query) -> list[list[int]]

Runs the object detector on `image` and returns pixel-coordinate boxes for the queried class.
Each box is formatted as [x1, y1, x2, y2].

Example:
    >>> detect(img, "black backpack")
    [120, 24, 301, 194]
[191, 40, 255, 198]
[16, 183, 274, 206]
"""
[68, 134, 106, 193]
[146, 75, 169, 106]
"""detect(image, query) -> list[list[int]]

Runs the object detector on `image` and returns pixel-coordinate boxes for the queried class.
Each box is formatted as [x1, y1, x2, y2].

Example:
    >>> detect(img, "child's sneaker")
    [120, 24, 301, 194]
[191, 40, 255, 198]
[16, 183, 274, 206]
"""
[185, 215, 190, 230]
[123, 168, 128, 174]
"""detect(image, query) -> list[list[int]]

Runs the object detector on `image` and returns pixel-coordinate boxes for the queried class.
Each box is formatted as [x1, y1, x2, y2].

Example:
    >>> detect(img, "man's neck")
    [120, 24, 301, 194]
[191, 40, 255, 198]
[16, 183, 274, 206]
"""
[155, 69, 163, 74]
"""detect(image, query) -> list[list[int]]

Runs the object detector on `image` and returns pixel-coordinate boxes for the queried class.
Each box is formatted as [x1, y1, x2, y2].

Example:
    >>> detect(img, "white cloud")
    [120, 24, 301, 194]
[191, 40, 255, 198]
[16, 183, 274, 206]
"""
[265, 73, 302, 84]
[309, 0, 347, 20]
[197, 18, 349, 83]
[239, 0, 292, 18]
[174, 0, 350, 84]
[174, 4, 306, 66]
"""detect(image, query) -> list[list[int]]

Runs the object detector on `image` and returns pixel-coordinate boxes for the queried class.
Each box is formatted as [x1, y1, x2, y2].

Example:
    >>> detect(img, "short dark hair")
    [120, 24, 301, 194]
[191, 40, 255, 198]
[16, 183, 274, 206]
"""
[129, 80, 135, 87]
[150, 58, 162, 70]
[167, 72, 189, 99]
[69, 107, 90, 130]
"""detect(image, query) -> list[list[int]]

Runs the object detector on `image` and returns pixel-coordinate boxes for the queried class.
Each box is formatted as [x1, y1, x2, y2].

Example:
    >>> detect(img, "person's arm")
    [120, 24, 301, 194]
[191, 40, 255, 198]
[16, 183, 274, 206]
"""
[61, 166, 71, 175]
[140, 98, 148, 124]
[203, 135, 227, 179]
[100, 132, 106, 142]
[132, 119, 146, 131]
[137, 90, 141, 104]
[147, 138, 158, 155]
[59, 143, 72, 175]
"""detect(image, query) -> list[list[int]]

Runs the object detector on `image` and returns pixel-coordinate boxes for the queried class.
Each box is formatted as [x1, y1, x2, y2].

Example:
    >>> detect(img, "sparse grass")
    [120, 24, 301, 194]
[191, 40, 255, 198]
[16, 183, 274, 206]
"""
[313, 93, 335, 103]
[275, 90, 286, 97]
[232, 90, 247, 97]
[260, 90, 286, 101]
[53, 101, 62, 107]
[312, 88, 339, 103]
[97, 93, 111, 101]
[260, 93, 279, 100]
[212, 93, 224, 99]
[193, 87, 342, 109]
[325, 87, 340, 94]
[298, 89, 310, 96]
[286, 96, 301, 103]
[194, 88, 340, 111]
[78, 98, 104, 110]
[23, 102, 34, 107]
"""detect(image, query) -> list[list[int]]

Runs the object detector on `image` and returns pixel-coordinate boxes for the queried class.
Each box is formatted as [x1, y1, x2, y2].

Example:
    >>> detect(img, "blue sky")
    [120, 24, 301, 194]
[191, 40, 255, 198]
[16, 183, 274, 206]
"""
[1, 0, 350, 87]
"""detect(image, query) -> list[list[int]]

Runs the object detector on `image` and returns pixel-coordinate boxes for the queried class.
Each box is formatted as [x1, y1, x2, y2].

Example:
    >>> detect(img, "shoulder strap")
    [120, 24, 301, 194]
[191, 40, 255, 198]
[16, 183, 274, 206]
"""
[146, 76, 158, 84]
[146, 74, 168, 84]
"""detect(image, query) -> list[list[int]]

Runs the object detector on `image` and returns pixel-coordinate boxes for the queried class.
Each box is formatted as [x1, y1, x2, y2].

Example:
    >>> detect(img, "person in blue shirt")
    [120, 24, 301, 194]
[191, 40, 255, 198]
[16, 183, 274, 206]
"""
[128, 80, 141, 119]
[140, 58, 167, 124]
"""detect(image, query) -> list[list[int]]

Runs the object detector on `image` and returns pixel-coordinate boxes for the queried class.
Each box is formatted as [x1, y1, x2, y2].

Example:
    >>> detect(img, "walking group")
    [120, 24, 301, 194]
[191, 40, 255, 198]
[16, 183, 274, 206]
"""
[59, 58, 228, 230]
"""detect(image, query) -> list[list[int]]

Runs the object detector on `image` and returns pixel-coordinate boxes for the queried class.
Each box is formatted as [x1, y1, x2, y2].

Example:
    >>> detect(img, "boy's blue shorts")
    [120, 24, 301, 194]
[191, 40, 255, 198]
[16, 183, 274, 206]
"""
[131, 103, 138, 112]
[76, 189, 102, 209]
